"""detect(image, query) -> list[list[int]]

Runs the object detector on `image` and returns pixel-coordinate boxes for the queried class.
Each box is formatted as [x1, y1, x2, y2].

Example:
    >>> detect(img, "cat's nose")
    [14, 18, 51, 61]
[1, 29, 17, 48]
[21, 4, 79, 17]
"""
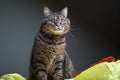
[56, 23, 61, 27]
[56, 23, 62, 30]
[56, 25, 62, 30]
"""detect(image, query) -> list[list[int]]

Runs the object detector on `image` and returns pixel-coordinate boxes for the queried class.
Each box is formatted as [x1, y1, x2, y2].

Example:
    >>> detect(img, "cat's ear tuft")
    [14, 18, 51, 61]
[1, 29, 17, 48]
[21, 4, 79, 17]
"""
[61, 7, 68, 17]
[43, 6, 52, 17]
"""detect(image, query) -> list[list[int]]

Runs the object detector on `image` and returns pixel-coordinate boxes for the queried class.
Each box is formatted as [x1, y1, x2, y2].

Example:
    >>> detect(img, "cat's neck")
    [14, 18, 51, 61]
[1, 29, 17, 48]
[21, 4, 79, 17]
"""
[37, 30, 66, 45]
[40, 30, 65, 40]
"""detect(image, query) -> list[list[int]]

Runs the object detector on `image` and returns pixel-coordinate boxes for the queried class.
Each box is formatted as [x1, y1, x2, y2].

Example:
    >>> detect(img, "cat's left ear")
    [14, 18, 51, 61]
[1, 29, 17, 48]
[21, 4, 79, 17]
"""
[61, 7, 68, 17]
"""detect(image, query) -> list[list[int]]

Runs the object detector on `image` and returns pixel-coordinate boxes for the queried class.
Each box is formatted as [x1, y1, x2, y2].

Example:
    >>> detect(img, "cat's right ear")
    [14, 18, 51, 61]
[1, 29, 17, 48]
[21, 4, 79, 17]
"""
[43, 6, 52, 17]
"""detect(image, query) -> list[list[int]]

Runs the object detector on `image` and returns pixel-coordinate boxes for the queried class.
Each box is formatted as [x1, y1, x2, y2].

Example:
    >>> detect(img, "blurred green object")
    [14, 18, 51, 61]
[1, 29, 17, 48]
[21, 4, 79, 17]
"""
[65, 60, 120, 80]
[0, 73, 26, 80]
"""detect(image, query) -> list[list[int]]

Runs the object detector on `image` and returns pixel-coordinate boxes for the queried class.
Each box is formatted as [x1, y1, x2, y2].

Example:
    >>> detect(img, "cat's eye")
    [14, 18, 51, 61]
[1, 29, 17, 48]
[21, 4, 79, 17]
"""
[48, 19, 54, 24]
[50, 19, 54, 23]
[61, 19, 65, 22]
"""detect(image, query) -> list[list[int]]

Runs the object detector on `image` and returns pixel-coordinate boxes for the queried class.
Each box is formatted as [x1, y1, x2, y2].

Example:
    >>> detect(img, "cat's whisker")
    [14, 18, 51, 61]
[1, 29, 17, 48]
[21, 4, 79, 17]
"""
[67, 31, 77, 41]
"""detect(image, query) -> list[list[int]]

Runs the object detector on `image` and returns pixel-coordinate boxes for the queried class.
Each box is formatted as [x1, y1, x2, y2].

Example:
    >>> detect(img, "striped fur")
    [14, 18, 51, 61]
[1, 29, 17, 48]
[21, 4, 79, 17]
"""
[29, 7, 74, 80]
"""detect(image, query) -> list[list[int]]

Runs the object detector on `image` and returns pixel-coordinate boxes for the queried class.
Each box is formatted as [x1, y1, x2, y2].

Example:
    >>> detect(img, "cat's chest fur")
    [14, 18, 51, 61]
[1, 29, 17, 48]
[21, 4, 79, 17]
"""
[34, 35, 66, 70]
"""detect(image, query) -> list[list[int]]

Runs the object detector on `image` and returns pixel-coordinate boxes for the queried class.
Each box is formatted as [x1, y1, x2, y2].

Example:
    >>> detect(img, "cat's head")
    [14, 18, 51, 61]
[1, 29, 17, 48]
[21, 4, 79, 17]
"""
[40, 6, 70, 36]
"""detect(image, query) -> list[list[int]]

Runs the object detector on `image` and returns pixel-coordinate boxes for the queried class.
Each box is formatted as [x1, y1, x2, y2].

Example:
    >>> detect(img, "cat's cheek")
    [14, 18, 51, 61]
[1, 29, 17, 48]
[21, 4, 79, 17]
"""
[64, 26, 70, 32]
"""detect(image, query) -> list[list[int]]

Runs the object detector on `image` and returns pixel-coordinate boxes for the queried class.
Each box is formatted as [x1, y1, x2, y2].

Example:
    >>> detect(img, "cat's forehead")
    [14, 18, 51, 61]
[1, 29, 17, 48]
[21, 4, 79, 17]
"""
[49, 12, 65, 19]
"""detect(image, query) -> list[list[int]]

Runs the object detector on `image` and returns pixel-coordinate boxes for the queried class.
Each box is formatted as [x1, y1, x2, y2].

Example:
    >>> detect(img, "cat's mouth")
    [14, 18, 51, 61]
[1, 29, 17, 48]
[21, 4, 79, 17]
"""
[42, 25, 69, 35]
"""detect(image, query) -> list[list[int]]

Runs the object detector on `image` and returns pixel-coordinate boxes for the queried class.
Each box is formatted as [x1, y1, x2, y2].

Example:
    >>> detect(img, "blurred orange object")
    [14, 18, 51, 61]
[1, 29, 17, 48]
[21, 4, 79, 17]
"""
[89, 56, 116, 67]
[73, 72, 81, 77]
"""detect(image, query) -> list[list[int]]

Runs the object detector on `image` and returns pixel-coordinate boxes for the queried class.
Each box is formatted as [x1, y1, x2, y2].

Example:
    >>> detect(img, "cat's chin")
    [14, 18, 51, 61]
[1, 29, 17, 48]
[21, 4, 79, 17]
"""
[42, 27, 68, 36]
[42, 25, 69, 36]
[49, 29, 67, 35]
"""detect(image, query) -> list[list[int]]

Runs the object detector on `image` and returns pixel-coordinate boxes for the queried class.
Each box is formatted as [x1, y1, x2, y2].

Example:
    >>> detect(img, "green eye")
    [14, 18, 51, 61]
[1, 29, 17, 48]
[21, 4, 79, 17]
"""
[50, 19, 54, 23]
[48, 19, 54, 24]
[61, 19, 65, 22]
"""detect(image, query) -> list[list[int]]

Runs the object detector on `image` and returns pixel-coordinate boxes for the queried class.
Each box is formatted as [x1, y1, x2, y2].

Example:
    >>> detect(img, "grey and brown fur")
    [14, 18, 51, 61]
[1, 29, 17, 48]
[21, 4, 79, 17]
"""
[29, 7, 74, 80]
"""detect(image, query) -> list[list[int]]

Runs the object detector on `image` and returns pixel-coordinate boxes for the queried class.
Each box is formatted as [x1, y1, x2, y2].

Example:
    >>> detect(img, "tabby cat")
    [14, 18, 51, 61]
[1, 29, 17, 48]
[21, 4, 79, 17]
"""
[29, 7, 74, 80]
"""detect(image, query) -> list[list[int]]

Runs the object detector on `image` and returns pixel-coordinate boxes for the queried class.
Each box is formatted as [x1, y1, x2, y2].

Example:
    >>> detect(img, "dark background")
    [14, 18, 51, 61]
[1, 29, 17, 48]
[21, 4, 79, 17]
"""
[0, 0, 120, 76]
